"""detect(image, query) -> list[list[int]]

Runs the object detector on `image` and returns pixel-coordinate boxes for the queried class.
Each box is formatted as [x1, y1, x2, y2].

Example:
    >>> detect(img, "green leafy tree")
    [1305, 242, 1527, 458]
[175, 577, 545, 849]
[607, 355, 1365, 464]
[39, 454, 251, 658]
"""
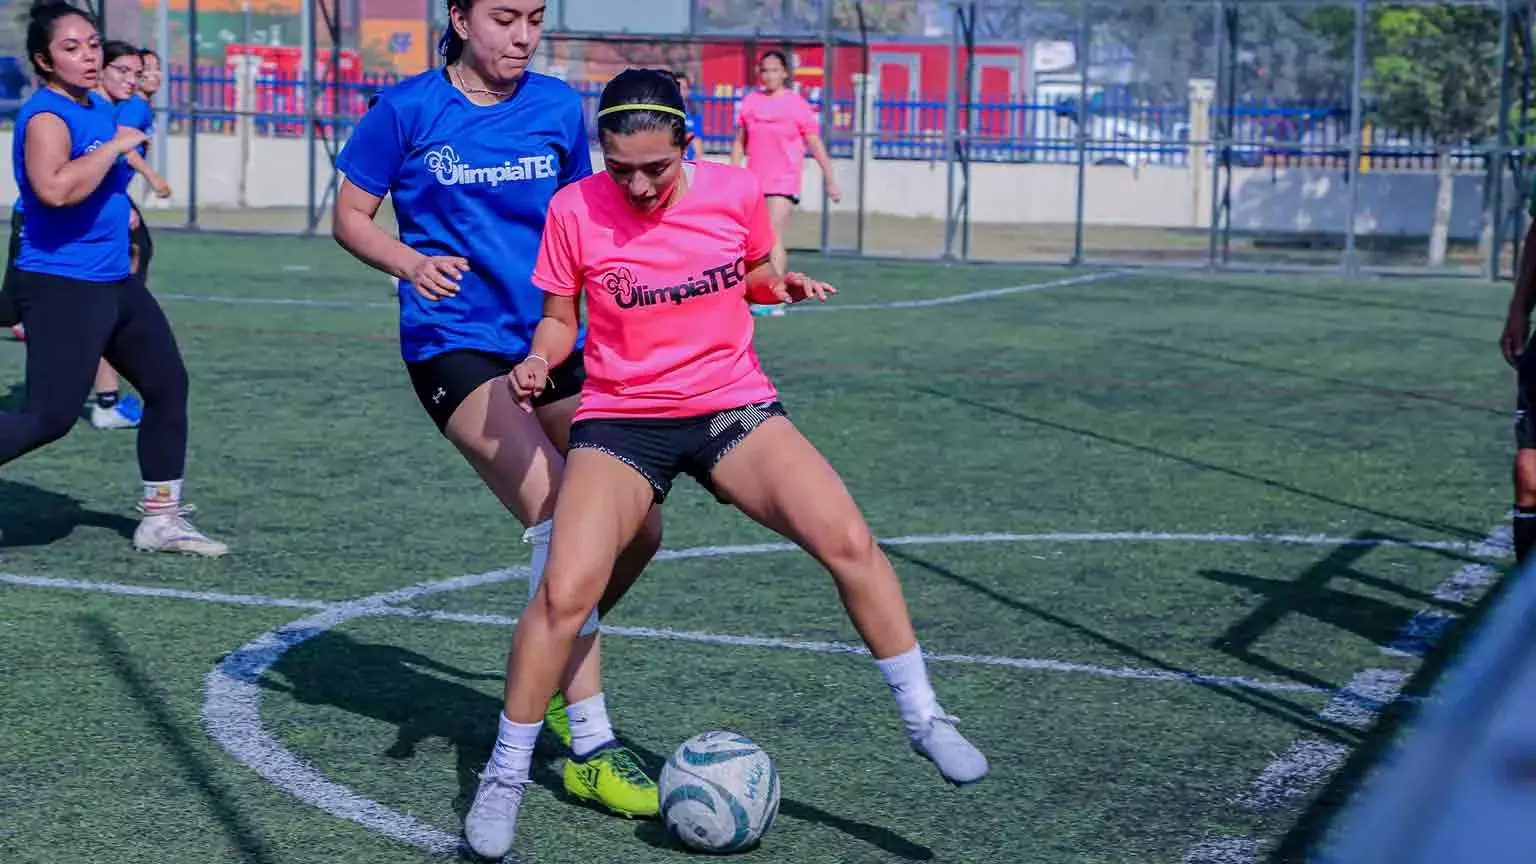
[1316, 5, 1503, 265]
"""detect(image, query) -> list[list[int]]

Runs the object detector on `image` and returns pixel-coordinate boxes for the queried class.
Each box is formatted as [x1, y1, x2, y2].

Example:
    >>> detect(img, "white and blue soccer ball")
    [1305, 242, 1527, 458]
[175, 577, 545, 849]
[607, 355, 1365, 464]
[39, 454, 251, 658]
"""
[659, 730, 781, 853]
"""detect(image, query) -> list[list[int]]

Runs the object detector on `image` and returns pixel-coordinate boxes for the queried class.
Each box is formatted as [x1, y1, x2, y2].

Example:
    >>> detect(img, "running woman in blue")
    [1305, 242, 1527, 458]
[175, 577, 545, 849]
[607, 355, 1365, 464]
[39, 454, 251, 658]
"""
[101, 40, 169, 279]
[78, 39, 173, 431]
[0, 1, 227, 557]
[331, 0, 661, 825]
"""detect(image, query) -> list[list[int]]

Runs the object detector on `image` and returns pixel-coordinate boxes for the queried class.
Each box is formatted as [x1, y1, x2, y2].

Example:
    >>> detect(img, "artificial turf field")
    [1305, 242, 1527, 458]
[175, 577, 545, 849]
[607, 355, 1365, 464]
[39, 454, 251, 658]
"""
[0, 232, 1519, 863]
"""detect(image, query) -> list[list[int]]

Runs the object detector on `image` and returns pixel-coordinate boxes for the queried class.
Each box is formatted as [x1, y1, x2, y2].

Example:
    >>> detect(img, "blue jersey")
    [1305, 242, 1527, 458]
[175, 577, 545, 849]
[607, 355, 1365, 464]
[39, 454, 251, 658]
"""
[684, 107, 701, 160]
[11, 89, 133, 282]
[336, 69, 592, 363]
[115, 95, 154, 158]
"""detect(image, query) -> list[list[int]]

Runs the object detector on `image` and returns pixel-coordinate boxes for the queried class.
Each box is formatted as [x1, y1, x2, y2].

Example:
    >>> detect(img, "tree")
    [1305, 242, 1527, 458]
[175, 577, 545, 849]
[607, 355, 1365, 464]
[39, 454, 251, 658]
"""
[1317, 5, 1504, 265]
[698, 0, 921, 34]
[1086, 4, 1352, 105]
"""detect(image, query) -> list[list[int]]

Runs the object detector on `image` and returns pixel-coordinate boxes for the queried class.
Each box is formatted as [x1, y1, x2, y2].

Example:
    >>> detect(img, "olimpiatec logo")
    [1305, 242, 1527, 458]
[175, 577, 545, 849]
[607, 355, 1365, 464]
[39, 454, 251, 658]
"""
[602, 258, 747, 311]
[424, 145, 556, 188]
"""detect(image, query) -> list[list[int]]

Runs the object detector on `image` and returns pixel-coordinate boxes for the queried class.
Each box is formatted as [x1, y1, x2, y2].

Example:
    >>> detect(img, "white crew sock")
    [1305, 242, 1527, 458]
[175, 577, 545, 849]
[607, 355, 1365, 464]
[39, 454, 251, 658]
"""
[566, 692, 616, 758]
[874, 644, 940, 736]
[490, 712, 542, 776]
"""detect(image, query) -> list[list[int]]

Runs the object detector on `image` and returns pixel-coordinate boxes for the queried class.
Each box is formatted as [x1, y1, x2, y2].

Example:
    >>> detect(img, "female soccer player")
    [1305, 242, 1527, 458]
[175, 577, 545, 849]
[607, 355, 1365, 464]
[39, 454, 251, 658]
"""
[0, 0, 227, 557]
[461, 68, 987, 861]
[331, 0, 660, 823]
[82, 40, 171, 430]
[731, 50, 841, 316]
[103, 40, 169, 279]
[137, 47, 162, 101]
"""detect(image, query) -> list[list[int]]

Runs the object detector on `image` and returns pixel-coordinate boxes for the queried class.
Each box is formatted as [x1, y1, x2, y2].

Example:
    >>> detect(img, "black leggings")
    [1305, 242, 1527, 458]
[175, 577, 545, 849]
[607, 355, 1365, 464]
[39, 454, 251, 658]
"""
[0, 269, 189, 481]
[0, 209, 20, 326]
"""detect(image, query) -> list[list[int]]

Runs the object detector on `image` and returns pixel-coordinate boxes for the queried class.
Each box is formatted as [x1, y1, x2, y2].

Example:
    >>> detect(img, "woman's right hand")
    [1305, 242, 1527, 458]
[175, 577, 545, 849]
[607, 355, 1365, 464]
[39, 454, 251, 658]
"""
[407, 255, 469, 301]
[112, 127, 148, 155]
[508, 355, 551, 411]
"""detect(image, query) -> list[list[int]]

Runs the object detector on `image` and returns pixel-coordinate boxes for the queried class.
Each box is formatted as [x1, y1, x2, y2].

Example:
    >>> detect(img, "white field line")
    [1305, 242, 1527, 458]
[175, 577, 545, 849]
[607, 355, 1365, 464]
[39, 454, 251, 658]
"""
[1199, 524, 1512, 860]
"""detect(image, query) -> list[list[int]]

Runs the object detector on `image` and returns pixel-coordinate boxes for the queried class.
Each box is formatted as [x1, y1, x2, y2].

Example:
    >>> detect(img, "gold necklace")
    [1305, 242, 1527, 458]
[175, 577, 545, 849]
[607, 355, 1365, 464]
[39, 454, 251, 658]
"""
[450, 63, 516, 100]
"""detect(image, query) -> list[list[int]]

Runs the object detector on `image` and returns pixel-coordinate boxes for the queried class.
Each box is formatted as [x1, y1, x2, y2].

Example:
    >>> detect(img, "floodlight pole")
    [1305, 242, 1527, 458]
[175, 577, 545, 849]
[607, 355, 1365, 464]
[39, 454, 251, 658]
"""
[1206, 0, 1225, 268]
[960, 2, 974, 260]
[1491, 0, 1512, 280]
[819, 0, 832, 256]
[188, 0, 199, 227]
[1343, 0, 1366, 275]
[943, 0, 961, 260]
[1072, 0, 1090, 266]
[154, 0, 169, 183]
[303, 0, 316, 233]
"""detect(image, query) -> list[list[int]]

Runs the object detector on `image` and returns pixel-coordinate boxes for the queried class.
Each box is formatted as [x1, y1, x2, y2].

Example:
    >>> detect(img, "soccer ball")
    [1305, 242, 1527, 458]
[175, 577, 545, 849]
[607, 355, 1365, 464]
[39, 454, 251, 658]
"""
[659, 730, 781, 853]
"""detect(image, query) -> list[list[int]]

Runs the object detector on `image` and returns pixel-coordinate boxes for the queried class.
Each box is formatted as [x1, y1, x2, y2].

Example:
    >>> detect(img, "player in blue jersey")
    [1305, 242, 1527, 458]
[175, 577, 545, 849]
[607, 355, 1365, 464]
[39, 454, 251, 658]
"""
[0, 0, 227, 557]
[75, 40, 173, 430]
[331, 0, 661, 828]
[676, 70, 701, 160]
[103, 41, 168, 278]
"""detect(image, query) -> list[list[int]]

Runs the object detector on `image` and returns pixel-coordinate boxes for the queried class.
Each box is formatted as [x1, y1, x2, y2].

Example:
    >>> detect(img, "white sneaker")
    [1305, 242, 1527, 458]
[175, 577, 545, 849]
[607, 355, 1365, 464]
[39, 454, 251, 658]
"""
[90, 404, 139, 429]
[133, 509, 230, 557]
[911, 711, 989, 786]
[463, 760, 529, 860]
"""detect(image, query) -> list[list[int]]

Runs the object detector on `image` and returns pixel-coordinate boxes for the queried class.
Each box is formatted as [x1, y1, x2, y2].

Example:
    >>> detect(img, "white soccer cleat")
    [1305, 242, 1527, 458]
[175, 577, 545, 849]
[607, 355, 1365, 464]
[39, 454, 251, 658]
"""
[463, 760, 529, 860]
[133, 509, 229, 557]
[911, 711, 989, 786]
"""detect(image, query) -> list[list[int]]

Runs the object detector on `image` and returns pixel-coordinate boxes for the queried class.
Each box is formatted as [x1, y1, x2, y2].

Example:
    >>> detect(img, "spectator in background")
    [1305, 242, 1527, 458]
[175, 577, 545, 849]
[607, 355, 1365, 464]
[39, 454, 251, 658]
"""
[675, 70, 701, 161]
[731, 50, 840, 317]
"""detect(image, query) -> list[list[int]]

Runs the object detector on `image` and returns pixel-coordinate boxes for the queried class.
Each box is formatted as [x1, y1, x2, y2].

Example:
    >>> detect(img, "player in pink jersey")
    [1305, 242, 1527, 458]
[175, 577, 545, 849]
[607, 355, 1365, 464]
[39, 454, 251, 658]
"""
[732, 50, 840, 316]
[458, 68, 987, 861]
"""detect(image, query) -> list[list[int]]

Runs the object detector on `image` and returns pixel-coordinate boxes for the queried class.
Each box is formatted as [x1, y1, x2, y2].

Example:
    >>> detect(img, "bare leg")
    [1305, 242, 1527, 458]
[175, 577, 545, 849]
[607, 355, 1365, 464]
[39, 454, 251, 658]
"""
[766, 195, 796, 276]
[708, 416, 989, 785]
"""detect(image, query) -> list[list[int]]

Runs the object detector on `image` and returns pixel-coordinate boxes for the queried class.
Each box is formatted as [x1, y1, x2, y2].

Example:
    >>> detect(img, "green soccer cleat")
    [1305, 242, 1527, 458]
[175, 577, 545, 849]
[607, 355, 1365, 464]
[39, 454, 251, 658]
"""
[563, 742, 660, 819]
[545, 693, 573, 750]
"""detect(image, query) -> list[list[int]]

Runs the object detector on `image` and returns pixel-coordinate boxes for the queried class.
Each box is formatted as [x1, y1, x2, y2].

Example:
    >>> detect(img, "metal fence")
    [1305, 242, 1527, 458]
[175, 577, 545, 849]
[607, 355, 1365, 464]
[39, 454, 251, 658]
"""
[2, 0, 1534, 275]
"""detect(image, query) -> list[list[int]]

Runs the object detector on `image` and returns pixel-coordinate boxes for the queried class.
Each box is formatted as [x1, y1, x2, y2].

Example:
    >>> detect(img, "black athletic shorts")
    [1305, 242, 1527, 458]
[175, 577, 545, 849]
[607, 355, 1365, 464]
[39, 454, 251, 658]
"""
[406, 348, 585, 432]
[1517, 345, 1536, 450]
[129, 199, 154, 280]
[569, 400, 788, 503]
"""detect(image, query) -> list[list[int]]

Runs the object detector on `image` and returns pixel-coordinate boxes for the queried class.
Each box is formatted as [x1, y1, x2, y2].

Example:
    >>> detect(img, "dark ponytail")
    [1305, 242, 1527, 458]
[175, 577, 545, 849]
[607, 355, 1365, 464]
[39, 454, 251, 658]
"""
[438, 0, 469, 64]
[26, 0, 97, 79]
[596, 68, 689, 149]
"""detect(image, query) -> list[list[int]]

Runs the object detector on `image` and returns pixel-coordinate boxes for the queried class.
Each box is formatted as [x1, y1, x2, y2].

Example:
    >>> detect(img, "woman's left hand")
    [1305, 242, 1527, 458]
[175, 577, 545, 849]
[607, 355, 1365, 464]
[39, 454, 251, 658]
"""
[782, 272, 836, 304]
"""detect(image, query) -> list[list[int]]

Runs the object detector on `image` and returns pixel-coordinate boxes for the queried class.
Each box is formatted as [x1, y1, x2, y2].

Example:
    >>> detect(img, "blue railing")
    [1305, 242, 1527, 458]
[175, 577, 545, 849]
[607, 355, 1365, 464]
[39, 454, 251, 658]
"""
[128, 66, 1488, 172]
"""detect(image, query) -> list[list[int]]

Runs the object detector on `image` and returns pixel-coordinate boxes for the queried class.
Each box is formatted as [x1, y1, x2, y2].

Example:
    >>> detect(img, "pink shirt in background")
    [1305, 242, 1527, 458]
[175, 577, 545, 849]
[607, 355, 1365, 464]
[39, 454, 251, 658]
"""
[737, 88, 819, 198]
[532, 161, 780, 422]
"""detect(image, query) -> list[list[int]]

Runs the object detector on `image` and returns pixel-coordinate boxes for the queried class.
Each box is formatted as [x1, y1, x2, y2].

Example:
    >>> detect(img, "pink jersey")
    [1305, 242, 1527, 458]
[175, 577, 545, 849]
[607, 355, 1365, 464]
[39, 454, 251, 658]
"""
[737, 88, 819, 198]
[532, 161, 780, 421]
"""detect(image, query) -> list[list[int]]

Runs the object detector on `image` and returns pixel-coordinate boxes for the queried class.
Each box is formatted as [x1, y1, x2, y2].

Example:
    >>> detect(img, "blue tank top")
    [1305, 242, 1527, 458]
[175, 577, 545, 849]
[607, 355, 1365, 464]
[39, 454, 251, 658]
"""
[12, 89, 133, 282]
[115, 94, 154, 158]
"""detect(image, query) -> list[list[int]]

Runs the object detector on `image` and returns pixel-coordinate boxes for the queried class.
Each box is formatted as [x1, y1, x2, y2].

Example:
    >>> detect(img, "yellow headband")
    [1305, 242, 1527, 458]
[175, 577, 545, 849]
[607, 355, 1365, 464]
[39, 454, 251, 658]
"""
[596, 103, 686, 119]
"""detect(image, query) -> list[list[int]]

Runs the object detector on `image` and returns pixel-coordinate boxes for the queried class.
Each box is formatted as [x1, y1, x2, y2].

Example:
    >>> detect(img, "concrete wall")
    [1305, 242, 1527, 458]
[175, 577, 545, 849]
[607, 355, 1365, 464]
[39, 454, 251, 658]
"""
[0, 129, 1504, 241]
